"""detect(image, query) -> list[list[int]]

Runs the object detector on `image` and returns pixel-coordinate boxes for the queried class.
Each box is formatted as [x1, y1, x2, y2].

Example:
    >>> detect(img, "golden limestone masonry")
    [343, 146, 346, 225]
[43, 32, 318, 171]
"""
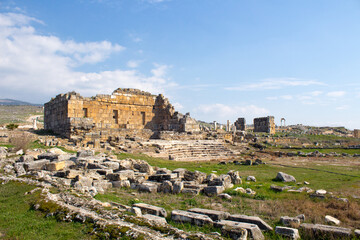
[44, 88, 200, 142]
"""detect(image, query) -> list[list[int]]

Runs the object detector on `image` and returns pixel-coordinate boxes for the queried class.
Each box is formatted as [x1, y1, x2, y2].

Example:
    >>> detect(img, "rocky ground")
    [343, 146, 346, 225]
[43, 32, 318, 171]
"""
[1, 140, 360, 239]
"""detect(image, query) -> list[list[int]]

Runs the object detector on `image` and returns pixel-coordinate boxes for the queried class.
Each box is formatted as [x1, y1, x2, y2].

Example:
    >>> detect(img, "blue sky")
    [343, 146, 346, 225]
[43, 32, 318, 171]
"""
[0, 0, 359, 129]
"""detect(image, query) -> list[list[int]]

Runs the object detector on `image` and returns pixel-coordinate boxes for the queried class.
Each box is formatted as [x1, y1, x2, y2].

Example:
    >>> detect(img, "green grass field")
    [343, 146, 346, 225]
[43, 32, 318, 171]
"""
[0, 181, 90, 240]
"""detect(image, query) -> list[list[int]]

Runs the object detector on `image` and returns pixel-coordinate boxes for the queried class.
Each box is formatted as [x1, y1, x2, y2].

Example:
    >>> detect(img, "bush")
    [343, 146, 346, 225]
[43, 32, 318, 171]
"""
[6, 123, 19, 130]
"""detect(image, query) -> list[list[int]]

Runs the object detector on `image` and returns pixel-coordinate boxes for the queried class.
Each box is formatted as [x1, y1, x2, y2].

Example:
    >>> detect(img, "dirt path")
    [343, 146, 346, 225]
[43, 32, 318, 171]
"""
[26, 115, 42, 122]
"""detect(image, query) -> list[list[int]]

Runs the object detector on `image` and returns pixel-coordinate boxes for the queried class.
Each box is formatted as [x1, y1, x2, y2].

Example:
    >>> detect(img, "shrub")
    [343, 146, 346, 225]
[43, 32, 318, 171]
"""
[6, 123, 19, 130]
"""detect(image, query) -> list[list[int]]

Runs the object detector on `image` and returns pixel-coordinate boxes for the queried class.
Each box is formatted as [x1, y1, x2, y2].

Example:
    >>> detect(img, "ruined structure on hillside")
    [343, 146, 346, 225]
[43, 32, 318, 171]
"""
[234, 117, 246, 131]
[44, 88, 200, 141]
[354, 129, 360, 138]
[254, 116, 275, 134]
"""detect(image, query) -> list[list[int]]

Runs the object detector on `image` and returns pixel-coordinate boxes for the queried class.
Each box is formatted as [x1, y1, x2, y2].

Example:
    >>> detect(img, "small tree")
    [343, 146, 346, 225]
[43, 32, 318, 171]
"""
[6, 123, 19, 131]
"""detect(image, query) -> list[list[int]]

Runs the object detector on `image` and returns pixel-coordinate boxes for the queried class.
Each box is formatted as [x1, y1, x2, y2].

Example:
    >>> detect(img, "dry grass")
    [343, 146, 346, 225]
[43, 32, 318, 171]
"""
[9, 132, 35, 152]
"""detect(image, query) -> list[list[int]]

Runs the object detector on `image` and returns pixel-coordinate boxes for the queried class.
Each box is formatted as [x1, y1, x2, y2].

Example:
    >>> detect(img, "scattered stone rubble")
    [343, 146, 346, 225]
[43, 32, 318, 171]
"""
[1, 148, 359, 239]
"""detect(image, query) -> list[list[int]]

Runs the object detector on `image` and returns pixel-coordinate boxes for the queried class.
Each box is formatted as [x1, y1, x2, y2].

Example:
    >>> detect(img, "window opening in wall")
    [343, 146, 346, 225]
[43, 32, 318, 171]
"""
[113, 110, 118, 124]
[83, 108, 88, 118]
[141, 112, 146, 125]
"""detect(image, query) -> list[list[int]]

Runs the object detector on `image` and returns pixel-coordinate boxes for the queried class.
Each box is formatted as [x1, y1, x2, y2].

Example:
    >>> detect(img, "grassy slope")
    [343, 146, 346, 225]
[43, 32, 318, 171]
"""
[0, 181, 90, 240]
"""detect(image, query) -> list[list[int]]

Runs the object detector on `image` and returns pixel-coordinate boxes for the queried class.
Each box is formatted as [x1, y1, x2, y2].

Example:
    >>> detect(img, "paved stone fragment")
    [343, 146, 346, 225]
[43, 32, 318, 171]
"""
[221, 225, 247, 240]
[24, 159, 50, 171]
[171, 210, 213, 226]
[148, 173, 177, 182]
[111, 180, 131, 188]
[93, 180, 112, 190]
[137, 182, 158, 193]
[133, 203, 167, 217]
[142, 214, 167, 225]
[214, 220, 264, 240]
[45, 161, 66, 171]
[188, 208, 229, 221]
[204, 186, 225, 196]
[300, 223, 352, 238]
[228, 214, 273, 231]
[106, 170, 134, 181]
[275, 226, 300, 240]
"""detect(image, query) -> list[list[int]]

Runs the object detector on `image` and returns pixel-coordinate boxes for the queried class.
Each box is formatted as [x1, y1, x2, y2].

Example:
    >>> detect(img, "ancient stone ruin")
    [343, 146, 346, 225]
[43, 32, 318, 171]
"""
[253, 116, 275, 134]
[44, 88, 200, 142]
[354, 129, 360, 138]
[234, 118, 246, 131]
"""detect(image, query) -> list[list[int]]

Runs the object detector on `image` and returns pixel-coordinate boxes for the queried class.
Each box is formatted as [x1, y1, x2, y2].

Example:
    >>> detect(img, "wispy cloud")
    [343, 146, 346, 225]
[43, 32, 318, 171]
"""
[327, 91, 346, 97]
[225, 78, 325, 91]
[194, 103, 269, 122]
[127, 60, 141, 68]
[0, 12, 175, 102]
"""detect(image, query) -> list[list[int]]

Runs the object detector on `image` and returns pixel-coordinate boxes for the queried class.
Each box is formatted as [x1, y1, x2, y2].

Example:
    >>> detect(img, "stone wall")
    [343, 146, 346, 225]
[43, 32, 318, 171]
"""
[253, 116, 275, 134]
[234, 118, 246, 131]
[44, 88, 200, 140]
[354, 129, 360, 138]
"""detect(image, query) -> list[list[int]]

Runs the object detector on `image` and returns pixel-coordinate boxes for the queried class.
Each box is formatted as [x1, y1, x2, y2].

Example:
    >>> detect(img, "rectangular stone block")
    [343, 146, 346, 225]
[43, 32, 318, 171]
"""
[45, 161, 66, 171]
[188, 208, 229, 221]
[133, 203, 167, 218]
[171, 210, 213, 226]
[228, 214, 273, 231]
[24, 160, 50, 171]
[214, 220, 264, 240]
[300, 223, 352, 238]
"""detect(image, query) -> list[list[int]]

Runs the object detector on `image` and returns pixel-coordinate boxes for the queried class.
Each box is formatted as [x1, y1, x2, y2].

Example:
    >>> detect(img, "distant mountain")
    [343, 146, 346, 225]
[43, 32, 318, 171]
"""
[0, 99, 43, 106]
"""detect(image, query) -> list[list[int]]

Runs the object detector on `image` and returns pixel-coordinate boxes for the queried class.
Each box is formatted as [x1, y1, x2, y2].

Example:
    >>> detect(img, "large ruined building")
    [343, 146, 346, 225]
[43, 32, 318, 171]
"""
[44, 88, 199, 141]
[253, 116, 275, 134]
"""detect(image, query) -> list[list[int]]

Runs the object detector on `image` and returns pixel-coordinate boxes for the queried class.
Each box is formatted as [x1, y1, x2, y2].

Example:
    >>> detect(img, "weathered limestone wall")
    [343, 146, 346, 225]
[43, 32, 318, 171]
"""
[234, 118, 246, 131]
[354, 129, 360, 138]
[254, 116, 275, 134]
[44, 92, 74, 138]
[44, 88, 200, 140]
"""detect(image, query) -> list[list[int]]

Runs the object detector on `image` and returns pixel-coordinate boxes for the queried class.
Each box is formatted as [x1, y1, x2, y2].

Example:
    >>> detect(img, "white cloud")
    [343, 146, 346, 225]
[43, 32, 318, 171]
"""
[225, 78, 325, 91]
[266, 96, 278, 100]
[172, 102, 184, 110]
[336, 105, 349, 110]
[0, 12, 175, 103]
[327, 91, 346, 97]
[281, 95, 293, 100]
[266, 95, 292, 101]
[127, 60, 141, 68]
[194, 103, 269, 123]
[309, 91, 323, 96]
